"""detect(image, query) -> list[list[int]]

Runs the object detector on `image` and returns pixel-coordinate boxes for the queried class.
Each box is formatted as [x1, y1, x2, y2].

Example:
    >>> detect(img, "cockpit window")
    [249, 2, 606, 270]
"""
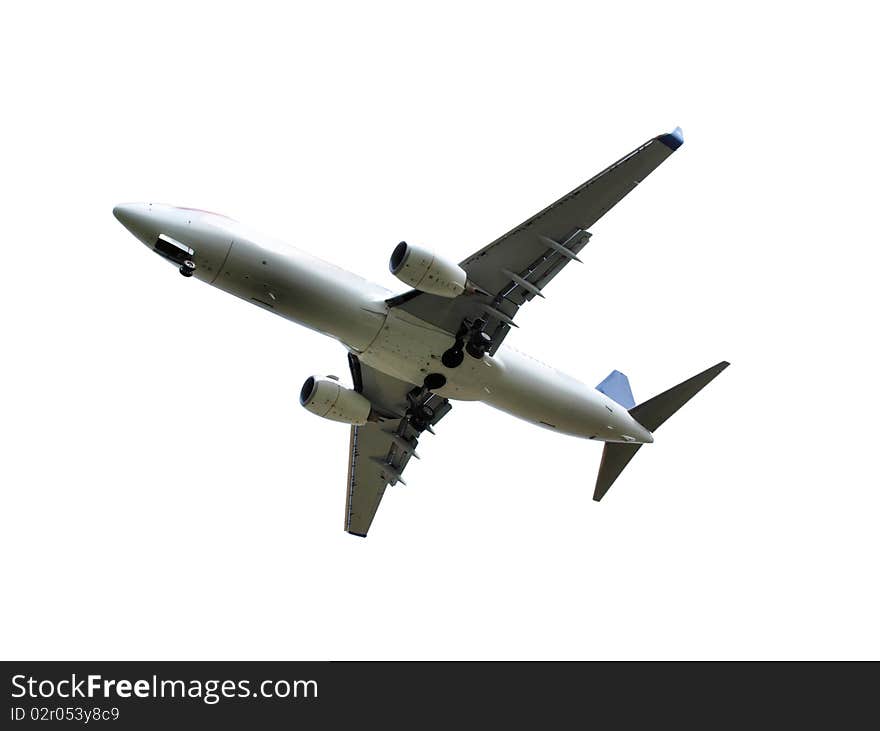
[154, 234, 194, 265]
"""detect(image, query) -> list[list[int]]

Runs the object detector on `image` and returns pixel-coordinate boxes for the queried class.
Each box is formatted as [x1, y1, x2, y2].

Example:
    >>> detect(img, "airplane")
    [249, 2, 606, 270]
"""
[114, 126, 728, 537]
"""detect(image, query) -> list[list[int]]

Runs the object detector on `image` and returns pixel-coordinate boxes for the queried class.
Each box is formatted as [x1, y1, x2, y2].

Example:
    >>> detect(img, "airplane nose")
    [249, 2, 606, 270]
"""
[112, 203, 137, 227]
[112, 203, 157, 246]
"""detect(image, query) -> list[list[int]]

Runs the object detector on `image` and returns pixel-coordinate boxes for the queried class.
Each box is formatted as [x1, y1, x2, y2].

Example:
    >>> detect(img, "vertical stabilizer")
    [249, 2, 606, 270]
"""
[596, 370, 636, 409]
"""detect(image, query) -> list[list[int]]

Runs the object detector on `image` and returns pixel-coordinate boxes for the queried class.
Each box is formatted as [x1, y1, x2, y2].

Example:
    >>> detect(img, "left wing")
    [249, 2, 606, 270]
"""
[388, 128, 685, 352]
[344, 354, 451, 537]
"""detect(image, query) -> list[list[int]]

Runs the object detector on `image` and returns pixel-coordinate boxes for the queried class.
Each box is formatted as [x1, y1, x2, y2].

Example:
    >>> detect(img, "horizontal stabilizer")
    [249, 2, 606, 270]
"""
[629, 361, 730, 432]
[596, 370, 635, 409]
[593, 443, 642, 501]
[593, 361, 730, 501]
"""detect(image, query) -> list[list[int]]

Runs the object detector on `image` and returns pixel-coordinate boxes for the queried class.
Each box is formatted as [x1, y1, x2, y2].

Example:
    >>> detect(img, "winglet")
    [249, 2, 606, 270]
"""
[657, 126, 684, 151]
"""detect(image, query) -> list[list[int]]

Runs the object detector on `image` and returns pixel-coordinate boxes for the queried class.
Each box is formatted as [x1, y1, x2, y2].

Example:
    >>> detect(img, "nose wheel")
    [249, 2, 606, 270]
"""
[179, 260, 196, 277]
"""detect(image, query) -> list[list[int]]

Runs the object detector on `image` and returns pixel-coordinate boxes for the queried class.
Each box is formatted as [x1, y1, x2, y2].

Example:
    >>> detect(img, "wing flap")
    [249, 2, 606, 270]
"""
[345, 422, 409, 536]
[344, 357, 451, 536]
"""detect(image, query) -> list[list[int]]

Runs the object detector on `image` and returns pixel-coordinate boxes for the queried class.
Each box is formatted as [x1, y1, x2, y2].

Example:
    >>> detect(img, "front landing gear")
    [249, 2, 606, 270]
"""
[179, 260, 196, 277]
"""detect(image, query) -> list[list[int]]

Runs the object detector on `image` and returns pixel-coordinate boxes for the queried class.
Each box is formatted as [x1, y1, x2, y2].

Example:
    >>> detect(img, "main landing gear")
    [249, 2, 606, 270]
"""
[441, 346, 465, 369]
[179, 260, 196, 277]
[441, 318, 492, 368]
[403, 373, 448, 431]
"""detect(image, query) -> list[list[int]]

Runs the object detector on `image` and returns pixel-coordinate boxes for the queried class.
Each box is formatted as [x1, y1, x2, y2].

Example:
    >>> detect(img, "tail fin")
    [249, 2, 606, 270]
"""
[593, 361, 730, 501]
[596, 370, 636, 409]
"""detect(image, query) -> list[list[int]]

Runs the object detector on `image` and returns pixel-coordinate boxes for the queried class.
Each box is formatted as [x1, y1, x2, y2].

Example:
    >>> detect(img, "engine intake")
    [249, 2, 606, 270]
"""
[299, 376, 372, 425]
[389, 242, 467, 298]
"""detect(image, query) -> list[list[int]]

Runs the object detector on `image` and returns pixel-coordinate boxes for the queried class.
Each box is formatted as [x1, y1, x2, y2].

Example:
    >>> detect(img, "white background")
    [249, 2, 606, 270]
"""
[2, 1, 878, 660]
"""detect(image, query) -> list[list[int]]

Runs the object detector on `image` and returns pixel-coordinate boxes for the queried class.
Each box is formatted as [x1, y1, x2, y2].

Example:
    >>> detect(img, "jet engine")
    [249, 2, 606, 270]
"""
[389, 241, 467, 298]
[299, 376, 372, 425]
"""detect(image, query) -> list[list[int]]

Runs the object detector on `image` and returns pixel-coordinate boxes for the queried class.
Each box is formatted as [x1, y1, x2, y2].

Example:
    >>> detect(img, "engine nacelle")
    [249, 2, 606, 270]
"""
[389, 242, 467, 298]
[299, 376, 372, 425]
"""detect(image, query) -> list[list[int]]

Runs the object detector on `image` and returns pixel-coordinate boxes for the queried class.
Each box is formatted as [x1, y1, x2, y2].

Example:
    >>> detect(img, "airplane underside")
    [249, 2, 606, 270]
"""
[113, 125, 729, 535]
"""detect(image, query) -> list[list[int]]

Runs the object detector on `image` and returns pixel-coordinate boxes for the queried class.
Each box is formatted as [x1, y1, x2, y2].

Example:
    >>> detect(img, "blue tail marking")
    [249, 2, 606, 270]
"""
[596, 370, 636, 409]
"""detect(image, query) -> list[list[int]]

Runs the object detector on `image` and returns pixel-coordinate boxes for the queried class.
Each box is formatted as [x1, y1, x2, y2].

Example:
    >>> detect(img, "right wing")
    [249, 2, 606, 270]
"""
[344, 354, 451, 537]
[389, 128, 685, 352]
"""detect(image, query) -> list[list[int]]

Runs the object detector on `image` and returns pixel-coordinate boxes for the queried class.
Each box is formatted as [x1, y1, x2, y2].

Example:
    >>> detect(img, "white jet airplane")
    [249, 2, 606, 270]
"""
[114, 127, 727, 536]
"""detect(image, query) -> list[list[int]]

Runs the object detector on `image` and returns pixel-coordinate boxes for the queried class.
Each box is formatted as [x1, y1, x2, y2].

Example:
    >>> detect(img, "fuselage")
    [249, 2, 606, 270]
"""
[113, 203, 653, 445]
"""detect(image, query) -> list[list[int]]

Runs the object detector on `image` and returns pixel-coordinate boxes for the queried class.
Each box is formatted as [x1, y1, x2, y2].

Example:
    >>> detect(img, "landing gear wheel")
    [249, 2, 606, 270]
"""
[409, 404, 434, 431]
[179, 260, 196, 277]
[441, 348, 464, 369]
[466, 331, 492, 359]
[423, 373, 447, 390]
